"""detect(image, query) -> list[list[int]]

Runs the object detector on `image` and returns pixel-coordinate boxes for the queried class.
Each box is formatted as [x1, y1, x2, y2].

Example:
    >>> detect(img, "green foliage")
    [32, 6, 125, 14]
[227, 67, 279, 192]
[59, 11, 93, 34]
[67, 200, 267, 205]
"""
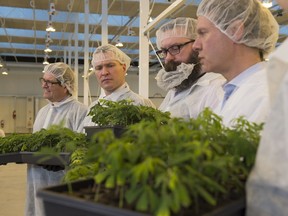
[88, 99, 171, 126]
[0, 125, 87, 154]
[0, 133, 31, 153]
[64, 108, 263, 216]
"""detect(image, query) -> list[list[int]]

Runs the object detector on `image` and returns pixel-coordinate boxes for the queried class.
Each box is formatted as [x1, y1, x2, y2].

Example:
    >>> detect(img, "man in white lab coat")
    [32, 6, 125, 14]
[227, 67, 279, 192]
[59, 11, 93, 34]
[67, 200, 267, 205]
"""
[155, 17, 225, 119]
[26, 62, 88, 216]
[79, 44, 155, 131]
[193, 0, 279, 127]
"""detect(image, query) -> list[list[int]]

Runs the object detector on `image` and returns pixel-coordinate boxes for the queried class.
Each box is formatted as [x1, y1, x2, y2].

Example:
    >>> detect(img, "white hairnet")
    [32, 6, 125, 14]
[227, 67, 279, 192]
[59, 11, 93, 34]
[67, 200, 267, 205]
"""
[156, 17, 198, 49]
[197, 0, 279, 58]
[92, 44, 131, 72]
[43, 62, 76, 96]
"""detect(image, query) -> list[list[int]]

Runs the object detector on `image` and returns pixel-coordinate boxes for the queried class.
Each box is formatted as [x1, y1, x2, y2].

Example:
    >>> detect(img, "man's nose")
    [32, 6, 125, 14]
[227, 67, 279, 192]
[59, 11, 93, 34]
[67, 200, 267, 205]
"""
[165, 52, 175, 62]
[192, 39, 201, 52]
[100, 67, 109, 75]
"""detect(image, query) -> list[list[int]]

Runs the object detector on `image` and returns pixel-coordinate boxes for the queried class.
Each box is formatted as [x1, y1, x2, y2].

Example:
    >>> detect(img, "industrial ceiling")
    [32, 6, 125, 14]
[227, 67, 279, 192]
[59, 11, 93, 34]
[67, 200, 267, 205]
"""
[0, 0, 287, 70]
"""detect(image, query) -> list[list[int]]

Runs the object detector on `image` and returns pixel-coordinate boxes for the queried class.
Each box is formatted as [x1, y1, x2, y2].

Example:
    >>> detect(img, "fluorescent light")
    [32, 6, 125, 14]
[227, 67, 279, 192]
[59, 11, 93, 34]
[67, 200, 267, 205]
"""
[2, 71, 8, 75]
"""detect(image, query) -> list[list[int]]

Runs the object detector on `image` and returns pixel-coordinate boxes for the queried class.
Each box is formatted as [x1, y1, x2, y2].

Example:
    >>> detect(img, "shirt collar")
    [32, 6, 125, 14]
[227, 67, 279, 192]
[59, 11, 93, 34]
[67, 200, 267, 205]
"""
[225, 61, 266, 88]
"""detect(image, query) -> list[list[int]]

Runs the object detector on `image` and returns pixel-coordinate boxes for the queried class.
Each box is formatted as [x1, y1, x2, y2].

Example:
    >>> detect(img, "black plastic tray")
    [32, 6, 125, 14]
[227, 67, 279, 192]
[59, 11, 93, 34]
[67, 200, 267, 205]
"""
[38, 178, 245, 216]
[84, 126, 126, 140]
[0, 152, 23, 165]
[0, 152, 70, 167]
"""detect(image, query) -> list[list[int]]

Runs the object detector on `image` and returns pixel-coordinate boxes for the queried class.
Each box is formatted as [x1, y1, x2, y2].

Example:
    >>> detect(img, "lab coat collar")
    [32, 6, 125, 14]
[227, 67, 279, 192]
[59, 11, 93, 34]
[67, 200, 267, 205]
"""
[196, 72, 221, 86]
[186, 72, 219, 95]
[49, 96, 74, 108]
[99, 83, 130, 101]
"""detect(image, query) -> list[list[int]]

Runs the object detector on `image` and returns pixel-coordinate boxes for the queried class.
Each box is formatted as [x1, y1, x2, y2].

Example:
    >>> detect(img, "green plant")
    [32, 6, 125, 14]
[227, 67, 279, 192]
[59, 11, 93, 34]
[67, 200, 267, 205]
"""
[0, 125, 87, 154]
[0, 133, 31, 153]
[64, 108, 263, 216]
[88, 99, 171, 126]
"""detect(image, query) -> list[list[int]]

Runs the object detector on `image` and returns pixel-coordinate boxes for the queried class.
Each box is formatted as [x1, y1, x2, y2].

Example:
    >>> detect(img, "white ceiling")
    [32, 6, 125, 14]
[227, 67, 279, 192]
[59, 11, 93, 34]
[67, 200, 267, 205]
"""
[0, 0, 287, 69]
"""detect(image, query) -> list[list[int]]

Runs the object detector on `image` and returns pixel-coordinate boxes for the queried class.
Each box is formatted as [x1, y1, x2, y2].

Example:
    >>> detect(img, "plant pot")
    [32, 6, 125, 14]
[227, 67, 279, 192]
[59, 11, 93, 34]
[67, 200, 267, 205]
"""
[38, 178, 245, 216]
[84, 126, 126, 140]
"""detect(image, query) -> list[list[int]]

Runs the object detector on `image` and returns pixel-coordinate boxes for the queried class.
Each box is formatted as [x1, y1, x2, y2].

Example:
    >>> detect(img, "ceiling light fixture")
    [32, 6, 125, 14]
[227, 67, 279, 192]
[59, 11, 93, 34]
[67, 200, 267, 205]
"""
[115, 39, 123, 47]
[1, 67, 8, 75]
[43, 60, 49, 65]
[44, 46, 52, 53]
[46, 21, 56, 32]
[261, 0, 272, 8]
[0, 57, 4, 68]
[43, 56, 49, 65]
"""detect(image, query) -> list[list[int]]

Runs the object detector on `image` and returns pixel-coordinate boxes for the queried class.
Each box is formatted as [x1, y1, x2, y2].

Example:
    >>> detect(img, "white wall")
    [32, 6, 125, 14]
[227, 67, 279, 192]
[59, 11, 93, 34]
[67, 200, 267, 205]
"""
[0, 64, 166, 134]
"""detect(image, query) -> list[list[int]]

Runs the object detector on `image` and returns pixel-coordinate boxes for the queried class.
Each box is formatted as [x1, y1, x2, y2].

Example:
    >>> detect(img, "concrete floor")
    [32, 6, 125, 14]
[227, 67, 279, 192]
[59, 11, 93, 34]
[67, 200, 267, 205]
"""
[0, 163, 27, 216]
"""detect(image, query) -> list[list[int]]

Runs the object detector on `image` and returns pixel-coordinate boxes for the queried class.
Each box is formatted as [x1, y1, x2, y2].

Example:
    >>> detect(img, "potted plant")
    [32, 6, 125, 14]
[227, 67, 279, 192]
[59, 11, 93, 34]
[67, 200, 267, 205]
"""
[38, 109, 263, 216]
[84, 99, 170, 139]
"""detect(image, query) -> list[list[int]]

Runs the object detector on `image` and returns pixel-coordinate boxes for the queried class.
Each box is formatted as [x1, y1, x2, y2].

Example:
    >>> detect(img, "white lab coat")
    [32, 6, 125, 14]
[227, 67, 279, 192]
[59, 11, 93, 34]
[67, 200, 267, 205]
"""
[26, 96, 88, 216]
[246, 39, 288, 216]
[79, 82, 155, 131]
[214, 62, 270, 127]
[159, 72, 225, 119]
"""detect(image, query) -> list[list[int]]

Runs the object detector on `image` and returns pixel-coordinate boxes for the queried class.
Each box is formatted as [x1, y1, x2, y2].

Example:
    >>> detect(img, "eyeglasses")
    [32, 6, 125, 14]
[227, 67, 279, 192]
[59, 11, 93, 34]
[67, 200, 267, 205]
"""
[156, 40, 194, 59]
[39, 78, 61, 87]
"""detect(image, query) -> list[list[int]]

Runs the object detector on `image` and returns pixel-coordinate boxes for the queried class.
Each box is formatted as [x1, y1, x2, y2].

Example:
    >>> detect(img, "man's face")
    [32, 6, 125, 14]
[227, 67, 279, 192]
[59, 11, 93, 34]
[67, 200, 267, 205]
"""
[193, 16, 235, 75]
[41, 73, 68, 102]
[94, 59, 126, 95]
[160, 36, 198, 72]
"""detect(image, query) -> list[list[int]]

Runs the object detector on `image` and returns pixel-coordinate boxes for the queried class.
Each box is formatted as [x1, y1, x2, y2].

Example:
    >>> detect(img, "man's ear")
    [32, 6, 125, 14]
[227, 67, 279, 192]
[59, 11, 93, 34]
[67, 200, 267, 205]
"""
[63, 85, 69, 94]
[122, 64, 127, 73]
[227, 20, 244, 42]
